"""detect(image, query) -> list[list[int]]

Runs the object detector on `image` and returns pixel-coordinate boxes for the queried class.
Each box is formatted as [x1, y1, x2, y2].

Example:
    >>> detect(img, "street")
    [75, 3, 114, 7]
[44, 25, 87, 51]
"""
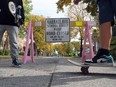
[0, 57, 116, 87]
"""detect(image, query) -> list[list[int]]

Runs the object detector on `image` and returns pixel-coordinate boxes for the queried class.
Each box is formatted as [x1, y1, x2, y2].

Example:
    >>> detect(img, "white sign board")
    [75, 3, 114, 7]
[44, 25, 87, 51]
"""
[89, 21, 96, 26]
[46, 18, 70, 42]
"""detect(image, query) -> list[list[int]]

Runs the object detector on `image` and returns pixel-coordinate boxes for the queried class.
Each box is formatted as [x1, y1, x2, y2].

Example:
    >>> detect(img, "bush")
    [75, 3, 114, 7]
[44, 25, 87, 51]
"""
[0, 49, 10, 55]
[0, 49, 2, 55]
[68, 53, 73, 57]
[19, 52, 24, 55]
[110, 36, 116, 60]
[4, 50, 10, 55]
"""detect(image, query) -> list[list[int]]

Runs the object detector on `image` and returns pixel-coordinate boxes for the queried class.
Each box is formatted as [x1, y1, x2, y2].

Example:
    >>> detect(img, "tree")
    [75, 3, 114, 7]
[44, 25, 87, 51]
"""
[56, 0, 98, 16]
[23, 0, 33, 21]
[56, 0, 71, 13]
[67, 2, 91, 56]
[71, 41, 80, 56]
[110, 25, 116, 60]
[65, 42, 74, 56]
[83, 0, 98, 16]
[19, 0, 33, 38]
[57, 43, 67, 56]
[43, 43, 54, 56]
[30, 15, 46, 54]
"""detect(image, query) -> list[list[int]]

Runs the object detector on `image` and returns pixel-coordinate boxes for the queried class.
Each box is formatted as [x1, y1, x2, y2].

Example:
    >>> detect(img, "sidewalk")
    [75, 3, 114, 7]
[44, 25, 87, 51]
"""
[0, 58, 116, 87]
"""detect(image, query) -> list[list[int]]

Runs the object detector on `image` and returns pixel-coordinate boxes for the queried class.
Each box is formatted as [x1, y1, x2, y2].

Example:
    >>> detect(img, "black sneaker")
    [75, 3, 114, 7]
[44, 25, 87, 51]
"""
[85, 55, 114, 63]
[84, 49, 114, 64]
[12, 60, 22, 67]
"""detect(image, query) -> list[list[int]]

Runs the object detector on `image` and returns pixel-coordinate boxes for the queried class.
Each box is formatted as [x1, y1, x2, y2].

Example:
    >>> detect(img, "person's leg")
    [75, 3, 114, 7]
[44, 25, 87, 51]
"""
[85, 0, 114, 63]
[7, 25, 19, 60]
[91, 22, 113, 63]
[100, 22, 112, 50]
[6, 25, 21, 65]
[101, 0, 116, 50]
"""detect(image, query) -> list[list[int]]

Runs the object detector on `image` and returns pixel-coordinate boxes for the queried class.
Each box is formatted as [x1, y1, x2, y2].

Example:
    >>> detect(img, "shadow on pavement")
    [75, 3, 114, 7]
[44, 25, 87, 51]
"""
[0, 75, 51, 87]
[50, 72, 116, 86]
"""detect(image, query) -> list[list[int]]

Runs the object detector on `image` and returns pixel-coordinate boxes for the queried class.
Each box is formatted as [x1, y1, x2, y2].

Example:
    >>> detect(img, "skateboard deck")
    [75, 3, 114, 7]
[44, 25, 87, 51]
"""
[67, 59, 116, 67]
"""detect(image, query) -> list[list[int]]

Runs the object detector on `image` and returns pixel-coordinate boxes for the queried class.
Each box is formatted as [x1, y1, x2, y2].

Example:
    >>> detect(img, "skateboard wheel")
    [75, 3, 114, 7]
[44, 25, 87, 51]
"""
[17, 15, 22, 19]
[81, 66, 89, 74]
[18, 5, 22, 9]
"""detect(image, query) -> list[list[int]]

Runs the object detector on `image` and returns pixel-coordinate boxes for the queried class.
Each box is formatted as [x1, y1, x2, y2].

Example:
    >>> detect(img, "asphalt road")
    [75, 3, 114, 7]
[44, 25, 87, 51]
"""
[0, 57, 116, 87]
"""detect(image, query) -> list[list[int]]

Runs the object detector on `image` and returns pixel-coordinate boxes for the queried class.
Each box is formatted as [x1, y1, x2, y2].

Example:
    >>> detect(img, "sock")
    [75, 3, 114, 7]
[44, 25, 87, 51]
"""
[99, 48, 110, 56]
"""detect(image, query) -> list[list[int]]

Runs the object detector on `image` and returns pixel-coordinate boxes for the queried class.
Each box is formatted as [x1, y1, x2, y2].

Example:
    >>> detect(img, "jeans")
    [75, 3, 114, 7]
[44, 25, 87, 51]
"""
[0, 25, 19, 61]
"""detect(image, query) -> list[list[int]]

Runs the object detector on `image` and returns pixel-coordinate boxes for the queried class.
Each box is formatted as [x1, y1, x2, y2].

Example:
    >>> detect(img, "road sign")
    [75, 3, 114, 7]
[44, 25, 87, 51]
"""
[46, 18, 70, 42]
[88, 21, 96, 26]
[76, 21, 83, 27]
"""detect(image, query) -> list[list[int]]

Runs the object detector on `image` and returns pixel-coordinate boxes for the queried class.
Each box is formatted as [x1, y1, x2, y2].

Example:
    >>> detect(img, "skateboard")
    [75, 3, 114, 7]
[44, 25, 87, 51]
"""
[8, 1, 22, 25]
[67, 59, 116, 74]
